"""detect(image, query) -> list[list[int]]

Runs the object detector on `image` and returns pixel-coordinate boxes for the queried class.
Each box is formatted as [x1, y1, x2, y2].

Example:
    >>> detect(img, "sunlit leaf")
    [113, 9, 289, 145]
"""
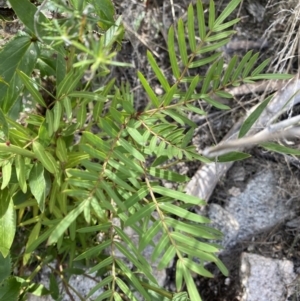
[17, 70, 46, 107]
[15, 155, 27, 193]
[239, 95, 273, 138]
[157, 244, 176, 270]
[160, 203, 210, 223]
[249, 73, 293, 80]
[182, 257, 213, 278]
[214, 0, 241, 27]
[187, 4, 196, 52]
[0, 189, 15, 258]
[29, 163, 46, 212]
[33, 141, 58, 174]
[178, 19, 188, 66]
[1, 160, 12, 190]
[124, 203, 156, 226]
[53, 101, 62, 132]
[217, 151, 251, 162]
[196, 0, 206, 40]
[138, 71, 160, 107]
[208, 0, 215, 30]
[261, 142, 300, 156]
[9, 0, 49, 36]
[168, 26, 180, 79]
[147, 51, 170, 92]
[47, 199, 89, 245]
[119, 138, 145, 161]
[183, 266, 202, 301]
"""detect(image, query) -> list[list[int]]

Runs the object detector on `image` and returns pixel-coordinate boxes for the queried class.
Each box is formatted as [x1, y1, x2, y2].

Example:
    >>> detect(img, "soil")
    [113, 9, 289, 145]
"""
[112, 0, 300, 300]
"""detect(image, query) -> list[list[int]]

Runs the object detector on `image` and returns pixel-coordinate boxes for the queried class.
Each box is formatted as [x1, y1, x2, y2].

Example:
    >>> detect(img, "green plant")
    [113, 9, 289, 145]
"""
[0, 0, 292, 300]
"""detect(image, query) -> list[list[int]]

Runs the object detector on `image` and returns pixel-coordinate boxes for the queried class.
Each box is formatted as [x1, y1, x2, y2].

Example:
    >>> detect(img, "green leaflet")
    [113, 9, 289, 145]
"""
[68, 91, 106, 102]
[251, 58, 271, 76]
[168, 26, 180, 79]
[165, 217, 222, 239]
[56, 136, 68, 163]
[152, 186, 206, 205]
[114, 227, 156, 283]
[147, 51, 170, 92]
[77, 103, 87, 128]
[232, 50, 253, 81]
[119, 138, 145, 161]
[187, 4, 196, 52]
[0, 36, 38, 115]
[53, 101, 62, 132]
[62, 97, 72, 121]
[157, 245, 176, 270]
[15, 155, 27, 193]
[217, 151, 251, 162]
[138, 71, 160, 107]
[0, 36, 31, 102]
[148, 167, 189, 182]
[176, 260, 184, 292]
[1, 160, 12, 190]
[182, 258, 213, 278]
[50, 273, 60, 300]
[0, 189, 16, 258]
[9, 0, 49, 36]
[47, 199, 89, 245]
[115, 258, 151, 301]
[239, 95, 273, 138]
[178, 19, 188, 66]
[88, 256, 113, 274]
[171, 231, 219, 253]
[0, 277, 21, 301]
[23, 222, 41, 265]
[77, 222, 111, 234]
[138, 220, 161, 252]
[17, 70, 46, 107]
[104, 169, 136, 192]
[196, 1, 206, 40]
[33, 141, 58, 174]
[0, 109, 9, 138]
[249, 73, 293, 80]
[29, 163, 46, 212]
[57, 67, 86, 98]
[183, 266, 202, 301]
[124, 203, 156, 226]
[160, 203, 210, 223]
[0, 252, 12, 282]
[74, 240, 111, 261]
[123, 186, 149, 208]
[87, 275, 114, 298]
[127, 127, 145, 145]
[261, 142, 300, 156]
[116, 278, 139, 301]
[242, 53, 259, 78]
[151, 233, 169, 262]
[208, 0, 215, 30]
[214, 0, 241, 28]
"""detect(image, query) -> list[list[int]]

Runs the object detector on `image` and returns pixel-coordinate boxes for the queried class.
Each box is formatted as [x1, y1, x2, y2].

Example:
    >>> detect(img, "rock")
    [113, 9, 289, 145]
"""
[208, 170, 294, 248]
[26, 263, 103, 301]
[240, 253, 296, 301]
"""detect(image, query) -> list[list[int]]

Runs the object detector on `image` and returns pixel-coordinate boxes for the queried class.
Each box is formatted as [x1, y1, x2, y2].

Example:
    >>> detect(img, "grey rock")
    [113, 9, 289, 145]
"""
[240, 253, 296, 301]
[209, 170, 294, 248]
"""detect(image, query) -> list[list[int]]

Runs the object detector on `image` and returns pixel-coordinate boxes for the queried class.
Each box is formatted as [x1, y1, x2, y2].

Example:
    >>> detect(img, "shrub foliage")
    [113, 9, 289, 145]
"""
[0, 0, 292, 300]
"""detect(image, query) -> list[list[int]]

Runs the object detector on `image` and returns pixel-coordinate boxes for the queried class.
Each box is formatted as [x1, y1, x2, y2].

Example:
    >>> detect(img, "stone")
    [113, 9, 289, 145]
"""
[240, 253, 296, 301]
